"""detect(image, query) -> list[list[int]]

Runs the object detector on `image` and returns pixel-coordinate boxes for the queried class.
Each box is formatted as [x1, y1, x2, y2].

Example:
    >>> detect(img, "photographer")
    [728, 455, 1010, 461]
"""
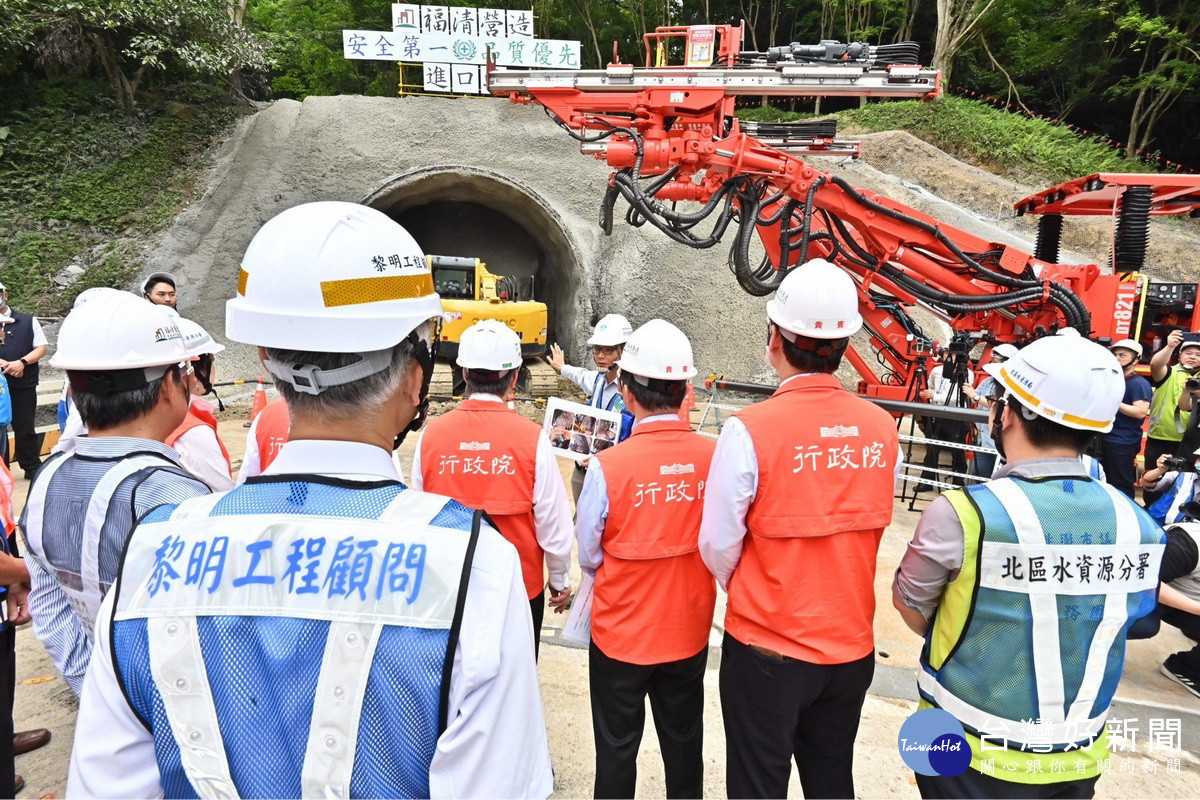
[1175, 371, 1200, 456]
[1142, 448, 1200, 525]
[914, 347, 973, 493]
[1146, 330, 1200, 506]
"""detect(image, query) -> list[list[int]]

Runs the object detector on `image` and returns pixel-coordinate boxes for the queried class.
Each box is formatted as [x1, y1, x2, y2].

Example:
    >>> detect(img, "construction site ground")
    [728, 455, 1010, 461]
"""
[6, 392, 1200, 798]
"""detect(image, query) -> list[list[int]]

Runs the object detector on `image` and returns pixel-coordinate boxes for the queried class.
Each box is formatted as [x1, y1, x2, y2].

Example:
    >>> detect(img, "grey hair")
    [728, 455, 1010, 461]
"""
[265, 321, 432, 418]
[74, 369, 178, 430]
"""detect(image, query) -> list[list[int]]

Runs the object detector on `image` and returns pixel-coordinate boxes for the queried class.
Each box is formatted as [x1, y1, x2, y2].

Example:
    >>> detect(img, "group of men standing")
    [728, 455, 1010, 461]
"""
[0, 199, 1178, 800]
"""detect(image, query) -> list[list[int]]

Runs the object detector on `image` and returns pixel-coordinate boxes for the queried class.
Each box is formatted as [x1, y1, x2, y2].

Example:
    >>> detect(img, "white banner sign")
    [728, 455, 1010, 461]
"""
[423, 62, 487, 95]
[344, 29, 580, 68]
[392, 4, 533, 37]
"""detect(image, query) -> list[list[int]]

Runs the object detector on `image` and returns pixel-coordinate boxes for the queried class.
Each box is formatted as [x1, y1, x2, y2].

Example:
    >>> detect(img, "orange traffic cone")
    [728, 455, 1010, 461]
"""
[245, 377, 267, 428]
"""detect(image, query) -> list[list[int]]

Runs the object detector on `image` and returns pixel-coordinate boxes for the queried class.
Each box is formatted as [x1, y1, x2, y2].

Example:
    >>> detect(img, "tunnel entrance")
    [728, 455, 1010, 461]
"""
[362, 167, 582, 353]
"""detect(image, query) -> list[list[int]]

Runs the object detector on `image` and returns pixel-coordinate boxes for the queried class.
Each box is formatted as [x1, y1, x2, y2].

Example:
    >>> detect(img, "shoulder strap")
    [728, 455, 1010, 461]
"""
[22, 452, 73, 557]
[439, 508, 483, 735]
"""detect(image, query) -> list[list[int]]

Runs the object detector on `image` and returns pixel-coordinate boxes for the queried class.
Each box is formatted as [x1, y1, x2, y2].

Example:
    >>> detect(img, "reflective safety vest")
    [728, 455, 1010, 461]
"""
[24, 450, 181, 637]
[727, 374, 899, 663]
[1081, 454, 1104, 481]
[920, 476, 1164, 783]
[254, 398, 291, 473]
[419, 398, 544, 599]
[167, 397, 232, 476]
[1148, 368, 1195, 442]
[592, 418, 716, 664]
[110, 478, 482, 798]
[1149, 472, 1198, 526]
[0, 460, 14, 535]
[590, 373, 634, 442]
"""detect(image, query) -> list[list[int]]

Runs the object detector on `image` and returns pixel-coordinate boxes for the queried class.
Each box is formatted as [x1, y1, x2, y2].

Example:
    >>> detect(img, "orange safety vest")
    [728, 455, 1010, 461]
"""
[593, 418, 716, 664]
[0, 460, 14, 535]
[727, 374, 899, 664]
[419, 398, 544, 599]
[253, 398, 290, 472]
[166, 397, 232, 475]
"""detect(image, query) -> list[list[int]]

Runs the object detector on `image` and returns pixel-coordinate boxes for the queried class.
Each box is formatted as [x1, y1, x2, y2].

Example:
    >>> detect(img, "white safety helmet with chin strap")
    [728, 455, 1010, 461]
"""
[226, 201, 443, 439]
[588, 314, 633, 347]
[174, 316, 226, 358]
[767, 258, 863, 347]
[457, 319, 522, 372]
[617, 319, 697, 383]
[51, 291, 190, 395]
[983, 329, 1124, 434]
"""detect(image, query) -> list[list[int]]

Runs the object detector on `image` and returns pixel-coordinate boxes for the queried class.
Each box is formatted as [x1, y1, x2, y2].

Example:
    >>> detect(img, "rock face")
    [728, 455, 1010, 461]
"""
[145, 96, 1200, 388]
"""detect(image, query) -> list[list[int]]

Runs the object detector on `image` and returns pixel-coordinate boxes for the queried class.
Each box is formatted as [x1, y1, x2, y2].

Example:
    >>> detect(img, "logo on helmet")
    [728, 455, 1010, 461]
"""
[154, 325, 182, 344]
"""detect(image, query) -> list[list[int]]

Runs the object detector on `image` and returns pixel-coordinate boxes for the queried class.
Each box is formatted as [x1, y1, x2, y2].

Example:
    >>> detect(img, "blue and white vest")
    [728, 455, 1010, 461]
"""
[111, 477, 482, 799]
[590, 373, 634, 442]
[919, 476, 1164, 750]
[1081, 454, 1104, 481]
[1149, 472, 1198, 526]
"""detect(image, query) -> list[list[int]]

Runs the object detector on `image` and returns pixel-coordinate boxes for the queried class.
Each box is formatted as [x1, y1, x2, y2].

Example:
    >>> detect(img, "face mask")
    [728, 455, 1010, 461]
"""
[393, 324, 440, 451]
[990, 395, 1008, 460]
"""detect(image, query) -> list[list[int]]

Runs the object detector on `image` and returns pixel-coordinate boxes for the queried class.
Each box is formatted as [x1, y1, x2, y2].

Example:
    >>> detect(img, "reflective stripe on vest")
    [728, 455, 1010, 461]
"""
[920, 476, 1163, 751]
[254, 398, 290, 472]
[1149, 472, 1197, 526]
[419, 399, 543, 598]
[592, 419, 716, 664]
[24, 452, 176, 637]
[113, 483, 472, 798]
[1149, 369, 1193, 441]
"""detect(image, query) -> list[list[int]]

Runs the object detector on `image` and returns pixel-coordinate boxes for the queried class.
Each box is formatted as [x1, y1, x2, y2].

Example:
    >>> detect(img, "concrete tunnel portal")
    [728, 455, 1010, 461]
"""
[362, 167, 583, 354]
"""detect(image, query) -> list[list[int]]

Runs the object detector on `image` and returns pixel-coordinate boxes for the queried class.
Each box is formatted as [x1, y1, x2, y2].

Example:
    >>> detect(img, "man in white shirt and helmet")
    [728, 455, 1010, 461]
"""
[548, 313, 635, 500]
[68, 202, 553, 799]
[22, 291, 211, 695]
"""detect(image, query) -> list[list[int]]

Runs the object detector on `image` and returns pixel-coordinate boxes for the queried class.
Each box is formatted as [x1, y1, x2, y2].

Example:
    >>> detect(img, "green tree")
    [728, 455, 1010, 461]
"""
[11, 0, 271, 110]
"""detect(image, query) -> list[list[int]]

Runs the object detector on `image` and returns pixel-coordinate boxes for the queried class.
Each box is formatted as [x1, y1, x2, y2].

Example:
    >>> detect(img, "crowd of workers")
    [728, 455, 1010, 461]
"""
[0, 201, 1192, 799]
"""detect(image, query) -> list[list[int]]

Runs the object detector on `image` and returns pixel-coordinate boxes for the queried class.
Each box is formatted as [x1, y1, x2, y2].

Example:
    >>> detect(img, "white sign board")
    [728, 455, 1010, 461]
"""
[344, 30, 580, 68]
[543, 397, 621, 462]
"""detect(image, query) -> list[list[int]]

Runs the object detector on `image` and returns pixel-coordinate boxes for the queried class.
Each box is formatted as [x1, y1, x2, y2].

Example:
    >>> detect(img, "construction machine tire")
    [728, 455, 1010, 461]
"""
[522, 360, 560, 397]
[429, 362, 460, 398]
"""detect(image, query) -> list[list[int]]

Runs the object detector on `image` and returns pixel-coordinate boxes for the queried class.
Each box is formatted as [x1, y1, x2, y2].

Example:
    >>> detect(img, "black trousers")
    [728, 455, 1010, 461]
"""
[1130, 602, 1200, 670]
[589, 642, 706, 799]
[1098, 439, 1140, 499]
[1143, 437, 1178, 507]
[916, 768, 1098, 799]
[2, 387, 40, 475]
[530, 591, 544, 660]
[719, 633, 874, 799]
[0, 625, 14, 800]
[919, 419, 969, 490]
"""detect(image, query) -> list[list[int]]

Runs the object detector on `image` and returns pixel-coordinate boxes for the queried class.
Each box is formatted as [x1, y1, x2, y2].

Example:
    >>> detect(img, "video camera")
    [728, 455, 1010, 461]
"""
[1179, 500, 1200, 521]
[1161, 455, 1196, 474]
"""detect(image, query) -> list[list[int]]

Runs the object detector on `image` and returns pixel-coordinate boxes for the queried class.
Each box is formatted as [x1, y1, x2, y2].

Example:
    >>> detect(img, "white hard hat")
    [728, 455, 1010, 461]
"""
[226, 202, 442, 353]
[588, 314, 633, 346]
[51, 291, 188, 372]
[457, 320, 521, 371]
[766, 258, 863, 339]
[992, 343, 1020, 361]
[73, 287, 124, 309]
[983, 333, 1124, 432]
[617, 319, 697, 380]
[177, 316, 225, 357]
[1109, 339, 1143, 358]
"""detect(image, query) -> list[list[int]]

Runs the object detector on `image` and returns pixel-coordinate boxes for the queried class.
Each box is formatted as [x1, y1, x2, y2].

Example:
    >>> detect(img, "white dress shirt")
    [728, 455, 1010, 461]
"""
[236, 415, 405, 485]
[68, 439, 553, 800]
[698, 374, 905, 590]
[562, 364, 621, 410]
[575, 413, 680, 575]
[411, 394, 573, 591]
[172, 424, 234, 491]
